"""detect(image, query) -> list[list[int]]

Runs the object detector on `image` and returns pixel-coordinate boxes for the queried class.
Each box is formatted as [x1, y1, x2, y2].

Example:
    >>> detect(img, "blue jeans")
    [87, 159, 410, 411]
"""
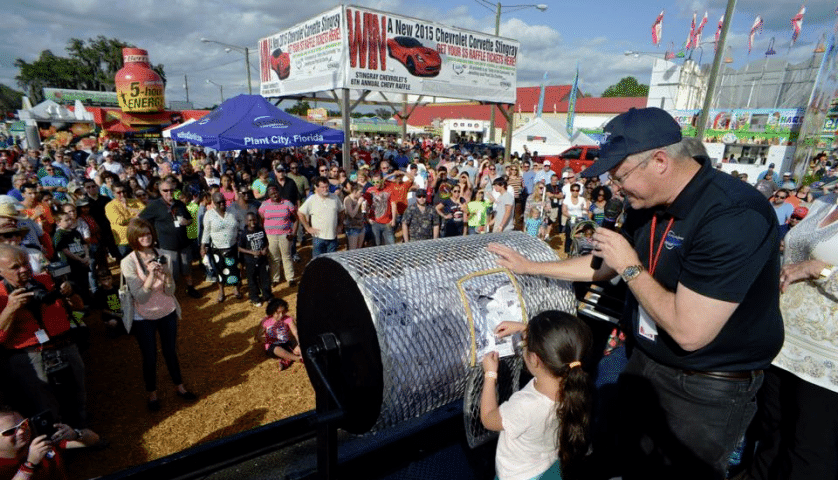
[311, 237, 338, 257]
[370, 222, 395, 246]
[618, 348, 762, 479]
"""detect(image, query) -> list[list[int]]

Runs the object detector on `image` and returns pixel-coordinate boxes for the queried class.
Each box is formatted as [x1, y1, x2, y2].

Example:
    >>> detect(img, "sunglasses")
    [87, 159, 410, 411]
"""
[0, 231, 21, 239]
[776, 195, 787, 199]
[160, 189, 174, 193]
[114, 190, 125, 195]
[1, 419, 27, 437]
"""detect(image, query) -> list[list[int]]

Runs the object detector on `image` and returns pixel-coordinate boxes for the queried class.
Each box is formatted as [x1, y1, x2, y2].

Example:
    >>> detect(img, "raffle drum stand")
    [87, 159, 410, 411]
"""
[297, 232, 576, 479]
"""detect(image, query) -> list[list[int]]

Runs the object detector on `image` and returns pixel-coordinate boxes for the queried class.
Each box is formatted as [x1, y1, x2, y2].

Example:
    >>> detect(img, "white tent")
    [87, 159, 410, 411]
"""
[17, 98, 94, 123]
[510, 117, 599, 156]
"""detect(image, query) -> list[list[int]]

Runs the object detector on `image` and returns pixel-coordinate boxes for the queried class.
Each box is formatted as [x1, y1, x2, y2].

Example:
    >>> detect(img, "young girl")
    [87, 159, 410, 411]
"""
[481, 311, 593, 480]
[259, 298, 302, 370]
[524, 206, 545, 239]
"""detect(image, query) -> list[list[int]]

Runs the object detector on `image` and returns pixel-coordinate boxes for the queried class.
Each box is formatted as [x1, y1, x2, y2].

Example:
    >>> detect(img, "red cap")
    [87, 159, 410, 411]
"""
[792, 206, 808, 219]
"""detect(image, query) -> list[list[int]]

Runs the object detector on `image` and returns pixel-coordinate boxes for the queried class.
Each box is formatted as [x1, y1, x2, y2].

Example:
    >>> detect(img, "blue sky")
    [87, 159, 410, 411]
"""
[2, 0, 835, 109]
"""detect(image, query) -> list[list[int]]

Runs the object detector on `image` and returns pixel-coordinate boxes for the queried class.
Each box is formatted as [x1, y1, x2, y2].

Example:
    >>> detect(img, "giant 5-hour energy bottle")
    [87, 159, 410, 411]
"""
[115, 48, 165, 113]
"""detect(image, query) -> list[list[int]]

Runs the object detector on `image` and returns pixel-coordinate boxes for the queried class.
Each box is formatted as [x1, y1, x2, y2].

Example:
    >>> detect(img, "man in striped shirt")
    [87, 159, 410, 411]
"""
[258, 185, 298, 287]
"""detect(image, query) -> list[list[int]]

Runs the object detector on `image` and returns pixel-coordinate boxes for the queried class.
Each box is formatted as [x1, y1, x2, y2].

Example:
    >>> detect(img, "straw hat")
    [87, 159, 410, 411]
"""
[0, 203, 24, 221]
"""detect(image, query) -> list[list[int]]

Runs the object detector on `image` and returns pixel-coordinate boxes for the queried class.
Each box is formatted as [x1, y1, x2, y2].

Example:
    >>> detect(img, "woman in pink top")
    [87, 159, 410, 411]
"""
[121, 218, 197, 411]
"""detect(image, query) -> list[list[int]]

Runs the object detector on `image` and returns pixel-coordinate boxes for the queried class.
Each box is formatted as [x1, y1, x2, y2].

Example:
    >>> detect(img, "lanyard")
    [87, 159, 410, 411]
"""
[649, 215, 675, 276]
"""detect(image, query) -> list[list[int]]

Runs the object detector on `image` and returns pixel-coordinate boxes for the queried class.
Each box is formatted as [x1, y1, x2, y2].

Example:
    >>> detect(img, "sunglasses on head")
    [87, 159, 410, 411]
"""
[1, 419, 27, 437]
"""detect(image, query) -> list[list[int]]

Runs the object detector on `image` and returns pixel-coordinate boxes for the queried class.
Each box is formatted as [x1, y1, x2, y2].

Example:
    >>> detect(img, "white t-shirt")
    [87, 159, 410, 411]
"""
[496, 378, 559, 480]
[564, 196, 588, 219]
[299, 193, 344, 240]
[493, 190, 515, 233]
[102, 161, 124, 176]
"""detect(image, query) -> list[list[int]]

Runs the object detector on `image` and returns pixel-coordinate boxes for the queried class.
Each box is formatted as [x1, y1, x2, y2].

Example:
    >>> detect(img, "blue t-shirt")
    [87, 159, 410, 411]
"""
[773, 202, 794, 225]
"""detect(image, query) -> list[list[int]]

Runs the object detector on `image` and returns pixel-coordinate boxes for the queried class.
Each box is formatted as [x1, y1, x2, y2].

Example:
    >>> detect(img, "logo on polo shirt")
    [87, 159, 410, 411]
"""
[664, 231, 683, 250]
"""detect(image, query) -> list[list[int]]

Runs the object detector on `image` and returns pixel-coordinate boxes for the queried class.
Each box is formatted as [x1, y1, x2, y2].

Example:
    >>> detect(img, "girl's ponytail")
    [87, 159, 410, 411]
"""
[557, 363, 592, 479]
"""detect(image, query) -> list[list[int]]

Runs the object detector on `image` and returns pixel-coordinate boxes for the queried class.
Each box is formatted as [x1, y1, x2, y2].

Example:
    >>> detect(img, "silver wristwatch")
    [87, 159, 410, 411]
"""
[621, 265, 644, 283]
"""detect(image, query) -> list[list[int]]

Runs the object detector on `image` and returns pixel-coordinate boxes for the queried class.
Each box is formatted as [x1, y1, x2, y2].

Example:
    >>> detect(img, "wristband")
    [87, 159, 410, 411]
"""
[484, 371, 498, 379]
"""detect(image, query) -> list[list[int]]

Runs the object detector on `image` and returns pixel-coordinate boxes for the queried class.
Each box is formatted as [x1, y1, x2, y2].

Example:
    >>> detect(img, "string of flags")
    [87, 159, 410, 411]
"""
[651, 4, 824, 59]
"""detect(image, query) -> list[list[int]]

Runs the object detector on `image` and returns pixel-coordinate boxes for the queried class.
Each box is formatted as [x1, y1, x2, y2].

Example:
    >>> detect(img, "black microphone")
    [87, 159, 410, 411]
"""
[591, 198, 625, 270]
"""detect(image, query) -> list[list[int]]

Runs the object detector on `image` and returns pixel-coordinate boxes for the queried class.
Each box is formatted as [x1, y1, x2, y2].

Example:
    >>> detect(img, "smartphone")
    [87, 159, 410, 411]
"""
[30, 411, 58, 439]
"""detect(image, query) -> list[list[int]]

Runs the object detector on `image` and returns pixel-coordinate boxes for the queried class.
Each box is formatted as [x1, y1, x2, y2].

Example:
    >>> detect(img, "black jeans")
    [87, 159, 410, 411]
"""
[618, 348, 762, 480]
[244, 255, 272, 302]
[132, 311, 182, 392]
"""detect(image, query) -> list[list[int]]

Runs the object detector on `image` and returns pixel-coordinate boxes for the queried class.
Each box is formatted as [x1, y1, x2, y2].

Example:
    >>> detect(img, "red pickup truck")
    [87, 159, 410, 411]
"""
[543, 145, 600, 176]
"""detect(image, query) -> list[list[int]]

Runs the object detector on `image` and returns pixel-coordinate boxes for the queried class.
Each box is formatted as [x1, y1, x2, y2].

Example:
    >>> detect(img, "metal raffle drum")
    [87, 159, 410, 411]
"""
[297, 231, 576, 442]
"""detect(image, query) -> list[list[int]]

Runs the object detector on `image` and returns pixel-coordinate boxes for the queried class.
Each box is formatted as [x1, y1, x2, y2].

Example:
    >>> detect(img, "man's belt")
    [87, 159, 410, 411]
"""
[683, 369, 763, 380]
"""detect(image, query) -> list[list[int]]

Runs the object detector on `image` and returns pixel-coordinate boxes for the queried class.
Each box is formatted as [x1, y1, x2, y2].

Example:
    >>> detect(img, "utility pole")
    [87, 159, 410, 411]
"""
[184, 74, 190, 103]
[696, 0, 737, 139]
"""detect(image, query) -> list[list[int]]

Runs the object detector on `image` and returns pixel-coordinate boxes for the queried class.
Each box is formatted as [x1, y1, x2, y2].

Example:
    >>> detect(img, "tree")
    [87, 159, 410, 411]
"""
[285, 100, 310, 116]
[14, 36, 166, 103]
[601, 76, 649, 98]
[374, 107, 394, 119]
[0, 84, 24, 115]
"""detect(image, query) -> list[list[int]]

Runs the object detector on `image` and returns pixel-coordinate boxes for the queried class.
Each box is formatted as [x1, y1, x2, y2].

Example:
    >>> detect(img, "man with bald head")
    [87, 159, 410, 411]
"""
[0, 244, 100, 441]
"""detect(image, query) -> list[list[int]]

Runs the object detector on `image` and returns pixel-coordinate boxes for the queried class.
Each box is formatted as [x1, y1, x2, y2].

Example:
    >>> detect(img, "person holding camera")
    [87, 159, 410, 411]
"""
[0, 245, 100, 446]
[121, 218, 197, 412]
[0, 405, 92, 479]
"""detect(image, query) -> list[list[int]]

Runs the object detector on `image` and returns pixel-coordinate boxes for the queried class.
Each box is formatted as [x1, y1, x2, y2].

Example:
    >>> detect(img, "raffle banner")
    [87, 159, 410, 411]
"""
[259, 5, 519, 104]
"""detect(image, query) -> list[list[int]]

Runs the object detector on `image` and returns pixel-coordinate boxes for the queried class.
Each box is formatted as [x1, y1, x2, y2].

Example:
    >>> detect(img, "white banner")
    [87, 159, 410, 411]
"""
[259, 6, 345, 97]
[258, 5, 519, 104]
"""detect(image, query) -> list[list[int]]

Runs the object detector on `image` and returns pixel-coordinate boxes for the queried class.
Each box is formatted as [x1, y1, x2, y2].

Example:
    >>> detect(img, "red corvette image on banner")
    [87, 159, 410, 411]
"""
[387, 36, 441, 77]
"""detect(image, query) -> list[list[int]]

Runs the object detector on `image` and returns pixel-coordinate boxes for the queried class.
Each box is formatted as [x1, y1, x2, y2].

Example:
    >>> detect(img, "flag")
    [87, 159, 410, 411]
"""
[693, 11, 708, 47]
[652, 10, 664, 45]
[749, 15, 763, 54]
[566, 64, 579, 136]
[536, 72, 547, 118]
[685, 12, 697, 49]
[791, 6, 805, 45]
[714, 15, 724, 52]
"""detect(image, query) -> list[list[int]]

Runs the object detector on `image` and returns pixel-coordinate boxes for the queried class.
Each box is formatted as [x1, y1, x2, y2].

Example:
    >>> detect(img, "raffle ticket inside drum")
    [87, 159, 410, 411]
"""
[297, 231, 576, 435]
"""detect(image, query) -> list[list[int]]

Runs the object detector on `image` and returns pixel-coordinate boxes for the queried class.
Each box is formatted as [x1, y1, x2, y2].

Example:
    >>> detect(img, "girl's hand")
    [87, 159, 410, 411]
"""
[482, 351, 499, 373]
[494, 321, 526, 338]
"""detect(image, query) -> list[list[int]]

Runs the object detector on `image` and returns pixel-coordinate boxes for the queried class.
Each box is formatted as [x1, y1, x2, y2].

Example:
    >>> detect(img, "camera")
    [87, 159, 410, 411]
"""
[152, 255, 167, 265]
[30, 411, 57, 439]
[23, 282, 59, 304]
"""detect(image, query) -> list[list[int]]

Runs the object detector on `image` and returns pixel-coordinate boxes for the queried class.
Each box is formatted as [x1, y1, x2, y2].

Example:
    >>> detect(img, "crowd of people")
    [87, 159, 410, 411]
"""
[0, 114, 835, 479]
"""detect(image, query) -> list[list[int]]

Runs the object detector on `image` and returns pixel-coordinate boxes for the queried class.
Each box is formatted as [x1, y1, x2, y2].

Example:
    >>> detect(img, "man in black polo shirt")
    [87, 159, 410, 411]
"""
[139, 178, 201, 298]
[489, 107, 782, 479]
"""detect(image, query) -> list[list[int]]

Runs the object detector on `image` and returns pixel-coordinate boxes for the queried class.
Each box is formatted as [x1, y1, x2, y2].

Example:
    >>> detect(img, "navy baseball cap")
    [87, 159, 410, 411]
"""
[581, 107, 682, 178]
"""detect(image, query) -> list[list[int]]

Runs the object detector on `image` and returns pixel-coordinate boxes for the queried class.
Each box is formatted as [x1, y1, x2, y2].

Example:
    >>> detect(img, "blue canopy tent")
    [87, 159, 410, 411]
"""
[171, 94, 344, 151]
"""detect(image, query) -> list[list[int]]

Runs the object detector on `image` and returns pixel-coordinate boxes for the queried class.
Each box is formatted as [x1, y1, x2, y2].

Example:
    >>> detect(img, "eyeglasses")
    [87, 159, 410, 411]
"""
[571, 188, 580, 192]
[1, 419, 27, 437]
[611, 155, 651, 188]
